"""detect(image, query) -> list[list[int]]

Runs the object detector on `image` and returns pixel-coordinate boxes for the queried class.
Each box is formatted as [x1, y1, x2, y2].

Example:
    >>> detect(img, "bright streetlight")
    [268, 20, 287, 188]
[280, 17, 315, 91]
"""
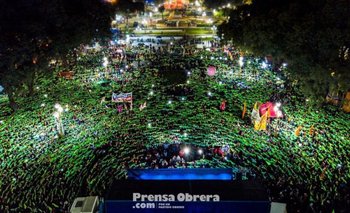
[198, 149, 203, 155]
[53, 103, 65, 137]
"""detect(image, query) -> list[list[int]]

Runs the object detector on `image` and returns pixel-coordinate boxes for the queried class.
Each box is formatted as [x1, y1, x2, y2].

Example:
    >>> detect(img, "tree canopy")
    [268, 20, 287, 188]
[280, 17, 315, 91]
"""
[0, 0, 113, 111]
[219, 0, 350, 104]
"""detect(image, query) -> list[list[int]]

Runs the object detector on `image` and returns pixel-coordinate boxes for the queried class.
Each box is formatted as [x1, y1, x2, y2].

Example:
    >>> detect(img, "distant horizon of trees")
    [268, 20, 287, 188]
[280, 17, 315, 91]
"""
[219, 0, 350, 105]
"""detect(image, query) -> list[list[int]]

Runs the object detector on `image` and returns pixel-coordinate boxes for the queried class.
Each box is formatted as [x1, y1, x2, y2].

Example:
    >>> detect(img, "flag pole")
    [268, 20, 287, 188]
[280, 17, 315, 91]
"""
[130, 92, 133, 111]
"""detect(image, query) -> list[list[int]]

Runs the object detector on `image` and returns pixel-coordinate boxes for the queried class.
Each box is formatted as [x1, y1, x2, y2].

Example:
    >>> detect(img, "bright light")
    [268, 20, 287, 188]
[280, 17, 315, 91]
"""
[54, 103, 61, 109]
[168, 100, 172, 104]
[277, 111, 283, 117]
[41, 103, 45, 107]
[152, 84, 155, 87]
[213, 9, 216, 13]
[181, 97, 185, 101]
[103, 57, 109, 67]
[149, 91, 154, 95]
[219, 81, 223, 85]
[208, 91, 212, 96]
[202, 12, 206, 17]
[276, 102, 281, 107]
[261, 62, 267, 69]
[53, 112, 59, 119]
[57, 107, 63, 113]
[239, 56, 244, 67]
[44, 94, 48, 98]
[184, 132, 188, 137]
[198, 7, 202, 12]
[198, 149, 203, 155]
[187, 71, 191, 75]
[104, 0, 117, 4]
[148, 123, 152, 128]
[115, 14, 122, 21]
[282, 63, 288, 67]
[195, 1, 200, 6]
[184, 147, 190, 155]
[187, 80, 190, 84]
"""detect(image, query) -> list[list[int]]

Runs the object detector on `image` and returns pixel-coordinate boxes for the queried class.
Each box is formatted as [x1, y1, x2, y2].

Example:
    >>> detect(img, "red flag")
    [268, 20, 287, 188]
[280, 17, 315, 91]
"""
[220, 100, 226, 111]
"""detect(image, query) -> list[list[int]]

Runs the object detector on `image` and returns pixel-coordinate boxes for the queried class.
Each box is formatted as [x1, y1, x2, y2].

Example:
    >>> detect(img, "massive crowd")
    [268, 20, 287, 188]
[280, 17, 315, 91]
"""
[0, 37, 349, 212]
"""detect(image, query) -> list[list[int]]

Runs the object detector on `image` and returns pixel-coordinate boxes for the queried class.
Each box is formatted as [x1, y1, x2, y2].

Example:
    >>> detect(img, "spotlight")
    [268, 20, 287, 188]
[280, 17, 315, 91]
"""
[184, 147, 190, 155]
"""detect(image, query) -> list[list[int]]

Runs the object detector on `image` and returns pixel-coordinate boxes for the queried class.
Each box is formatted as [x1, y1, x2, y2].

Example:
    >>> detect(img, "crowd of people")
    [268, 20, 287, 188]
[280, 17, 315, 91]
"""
[0, 37, 349, 213]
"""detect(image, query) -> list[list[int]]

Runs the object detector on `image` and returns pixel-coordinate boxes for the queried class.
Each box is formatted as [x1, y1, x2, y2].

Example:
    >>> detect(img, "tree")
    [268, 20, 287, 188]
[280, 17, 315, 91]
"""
[219, 0, 350, 105]
[203, 0, 244, 9]
[0, 0, 113, 112]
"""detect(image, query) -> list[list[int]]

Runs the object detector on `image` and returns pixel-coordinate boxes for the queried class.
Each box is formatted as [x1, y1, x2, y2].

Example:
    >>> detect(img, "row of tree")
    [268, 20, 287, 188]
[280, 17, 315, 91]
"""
[0, 0, 145, 112]
[0, 0, 114, 111]
[218, 0, 350, 105]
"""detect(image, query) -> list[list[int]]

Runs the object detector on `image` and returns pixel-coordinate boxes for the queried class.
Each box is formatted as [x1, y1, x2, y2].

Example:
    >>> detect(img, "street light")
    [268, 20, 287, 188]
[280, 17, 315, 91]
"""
[239, 56, 244, 67]
[53, 103, 65, 137]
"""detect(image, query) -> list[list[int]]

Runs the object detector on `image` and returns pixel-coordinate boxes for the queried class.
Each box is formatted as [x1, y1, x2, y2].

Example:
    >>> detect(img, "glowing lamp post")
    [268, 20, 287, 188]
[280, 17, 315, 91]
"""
[239, 56, 244, 76]
[53, 103, 64, 137]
